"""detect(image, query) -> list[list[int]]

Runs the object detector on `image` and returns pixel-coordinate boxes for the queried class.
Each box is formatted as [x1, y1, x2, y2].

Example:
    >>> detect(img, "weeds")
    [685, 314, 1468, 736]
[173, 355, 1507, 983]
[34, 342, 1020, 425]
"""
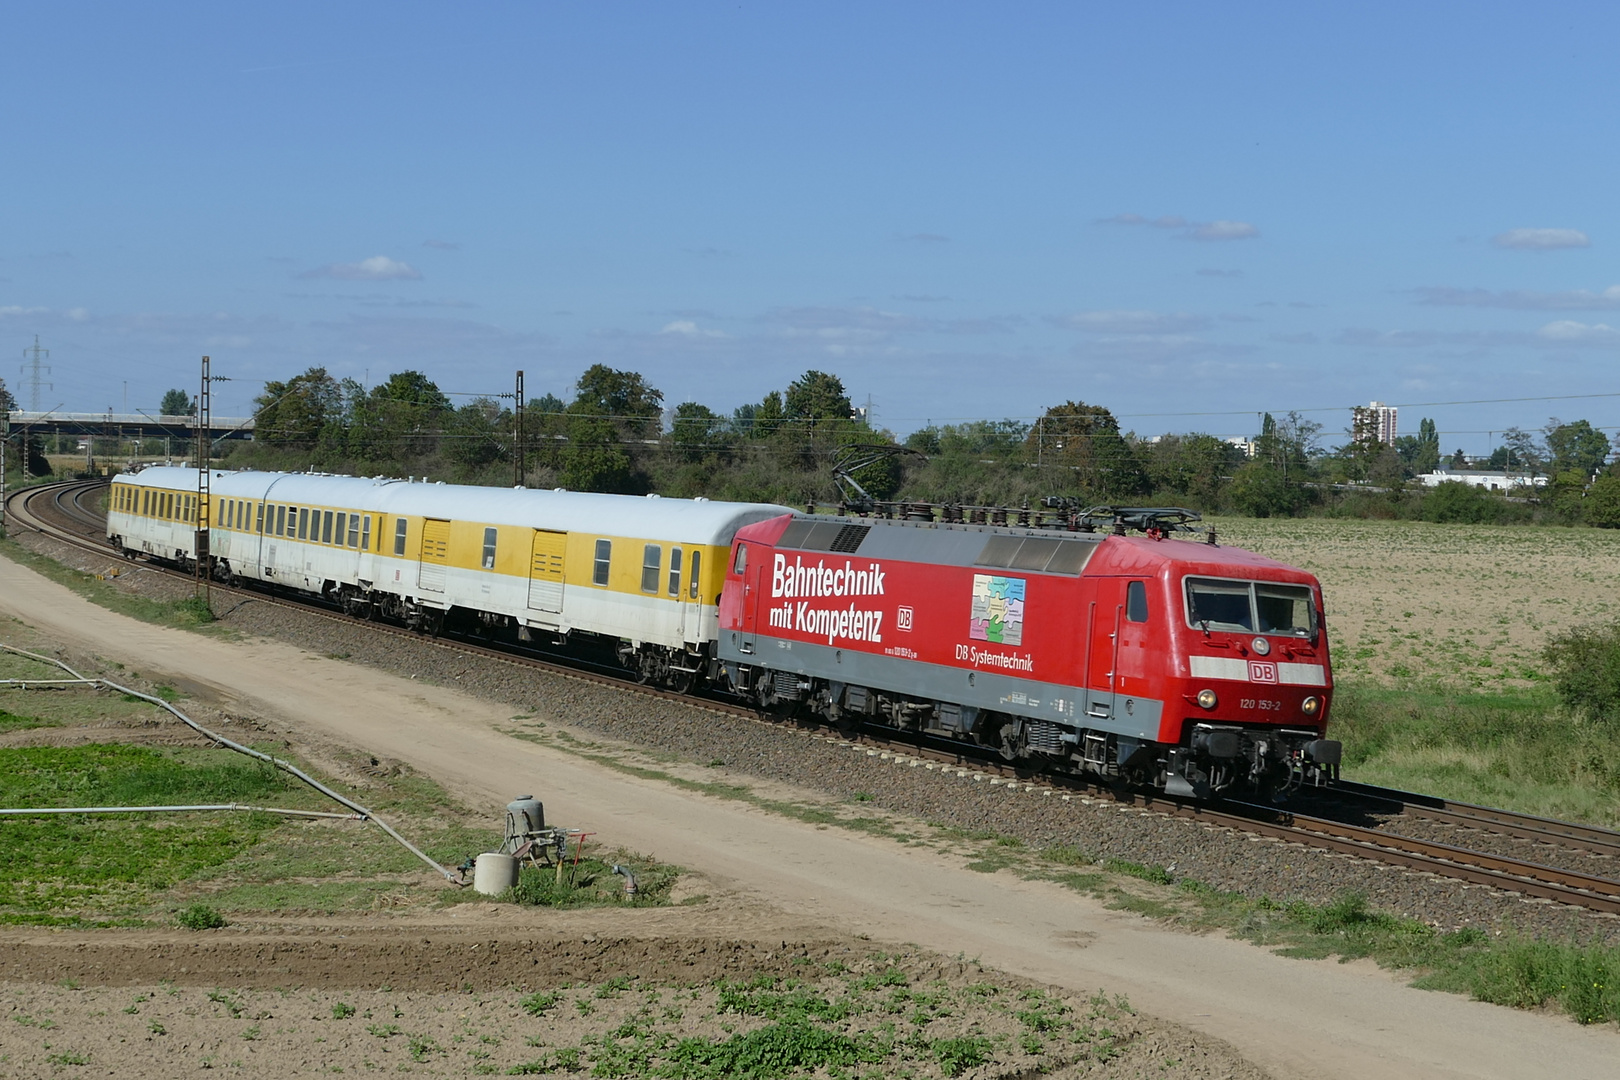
[176, 904, 226, 931]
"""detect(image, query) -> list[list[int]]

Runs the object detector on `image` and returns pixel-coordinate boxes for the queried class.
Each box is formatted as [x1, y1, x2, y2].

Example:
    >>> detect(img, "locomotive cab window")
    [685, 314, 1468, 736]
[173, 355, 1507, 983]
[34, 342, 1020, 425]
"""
[1126, 580, 1149, 623]
[641, 544, 662, 593]
[1257, 583, 1314, 637]
[482, 527, 498, 569]
[593, 539, 612, 586]
[1185, 577, 1315, 638]
[732, 544, 747, 575]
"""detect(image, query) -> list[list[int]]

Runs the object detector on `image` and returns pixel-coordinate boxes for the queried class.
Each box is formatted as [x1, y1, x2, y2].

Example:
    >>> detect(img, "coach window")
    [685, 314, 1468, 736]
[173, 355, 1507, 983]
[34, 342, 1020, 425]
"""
[297, 508, 308, 540]
[322, 510, 334, 544]
[688, 550, 702, 600]
[668, 547, 682, 597]
[360, 515, 371, 551]
[335, 512, 346, 544]
[1126, 580, 1149, 623]
[347, 514, 360, 547]
[393, 518, 408, 556]
[641, 544, 662, 593]
[593, 539, 612, 586]
[482, 527, 498, 569]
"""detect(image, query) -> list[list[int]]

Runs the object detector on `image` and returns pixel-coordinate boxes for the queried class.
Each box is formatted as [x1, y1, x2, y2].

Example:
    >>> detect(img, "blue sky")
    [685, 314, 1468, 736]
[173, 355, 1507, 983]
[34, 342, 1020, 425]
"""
[4, 2, 1617, 454]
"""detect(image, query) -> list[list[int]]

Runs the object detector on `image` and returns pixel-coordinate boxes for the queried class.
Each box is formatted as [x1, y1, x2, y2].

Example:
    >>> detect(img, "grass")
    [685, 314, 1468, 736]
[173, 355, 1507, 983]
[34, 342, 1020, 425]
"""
[0, 536, 231, 634]
[496, 970, 1136, 1078]
[505, 857, 679, 909]
[1332, 677, 1620, 827]
[0, 743, 296, 926]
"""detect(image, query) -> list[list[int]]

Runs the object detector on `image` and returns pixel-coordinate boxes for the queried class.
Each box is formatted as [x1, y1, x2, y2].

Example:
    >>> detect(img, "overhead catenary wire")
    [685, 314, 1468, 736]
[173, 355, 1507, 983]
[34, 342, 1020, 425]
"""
[0, 642, 460, 884]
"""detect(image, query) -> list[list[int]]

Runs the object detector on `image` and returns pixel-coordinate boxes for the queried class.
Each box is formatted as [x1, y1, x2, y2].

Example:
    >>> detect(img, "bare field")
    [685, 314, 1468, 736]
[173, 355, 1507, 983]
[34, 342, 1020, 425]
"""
[1210, 517, 1620, 689]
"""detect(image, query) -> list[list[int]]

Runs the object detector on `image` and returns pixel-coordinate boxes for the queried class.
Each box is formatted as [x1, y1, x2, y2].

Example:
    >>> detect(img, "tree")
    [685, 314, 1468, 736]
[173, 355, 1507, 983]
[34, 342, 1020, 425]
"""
[560, 414, 635, 493]
[669, 402, 721, 462]
[571, 365, 662, 421]
[160, 389, 195, 416]
[1585, 475, 1620, 529]
[351, 369, 452, 458]
[1026, 401, 1145, 498]
[0, 376, 17, 414]
[254, 367, 342, 448]
[1497, 426, 1544, 474]
[1422, 481, 1494, 524]
[1395, 418, 1441, 475]
[784, 370, 852, 425]
[443, 397, 507, 471]
[373, 370, 451, 412]
[1545, 418, 1611, 476]
[1144, 433, 1238, 510]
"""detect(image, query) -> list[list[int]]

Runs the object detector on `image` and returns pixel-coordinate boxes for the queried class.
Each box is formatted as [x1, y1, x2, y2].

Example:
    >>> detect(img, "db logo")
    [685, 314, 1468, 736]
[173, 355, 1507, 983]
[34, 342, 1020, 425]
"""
[896, 606, 914, 631]
[1249, 661, 1278, 684]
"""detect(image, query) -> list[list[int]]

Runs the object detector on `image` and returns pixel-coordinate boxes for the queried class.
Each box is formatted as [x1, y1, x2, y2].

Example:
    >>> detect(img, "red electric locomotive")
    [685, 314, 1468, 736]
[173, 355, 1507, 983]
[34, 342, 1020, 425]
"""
[715, 510, 1339, 797]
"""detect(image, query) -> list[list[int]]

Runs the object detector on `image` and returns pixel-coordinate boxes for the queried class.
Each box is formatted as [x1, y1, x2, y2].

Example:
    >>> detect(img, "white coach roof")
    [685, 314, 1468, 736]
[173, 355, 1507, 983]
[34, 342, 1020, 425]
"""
[126, 467, 795, 545]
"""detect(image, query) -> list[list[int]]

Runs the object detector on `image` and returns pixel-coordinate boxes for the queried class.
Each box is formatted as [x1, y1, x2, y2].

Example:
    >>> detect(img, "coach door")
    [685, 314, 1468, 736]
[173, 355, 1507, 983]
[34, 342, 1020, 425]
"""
[418, 518, 451, 593]
[527, 529, 566, 613]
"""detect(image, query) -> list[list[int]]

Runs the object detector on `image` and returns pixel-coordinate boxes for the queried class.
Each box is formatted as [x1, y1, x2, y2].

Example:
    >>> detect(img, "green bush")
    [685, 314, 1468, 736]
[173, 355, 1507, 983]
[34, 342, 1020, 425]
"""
[176, 903, 226, 930]
[1421, 481, 1495, 524]
[1544, 622, 1620, 724]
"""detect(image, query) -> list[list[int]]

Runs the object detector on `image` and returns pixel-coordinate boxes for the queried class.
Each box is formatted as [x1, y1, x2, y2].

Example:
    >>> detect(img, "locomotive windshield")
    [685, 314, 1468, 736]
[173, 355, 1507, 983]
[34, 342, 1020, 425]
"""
[1185, 577, 1315, 638]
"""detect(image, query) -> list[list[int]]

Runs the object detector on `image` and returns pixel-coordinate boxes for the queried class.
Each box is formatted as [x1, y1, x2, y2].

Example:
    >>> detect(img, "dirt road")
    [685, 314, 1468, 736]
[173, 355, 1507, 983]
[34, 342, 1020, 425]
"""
[2, 552, 1615, 1080]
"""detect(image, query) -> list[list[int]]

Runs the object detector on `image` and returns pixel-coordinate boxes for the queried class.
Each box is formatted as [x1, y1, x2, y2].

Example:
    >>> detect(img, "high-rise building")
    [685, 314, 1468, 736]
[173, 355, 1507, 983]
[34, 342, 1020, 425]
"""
[1352, 401, 1397, 446]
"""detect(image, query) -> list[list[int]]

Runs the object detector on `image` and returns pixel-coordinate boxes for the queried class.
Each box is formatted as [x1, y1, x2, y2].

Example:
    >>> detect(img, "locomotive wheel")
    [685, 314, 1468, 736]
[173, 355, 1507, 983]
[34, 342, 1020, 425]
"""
[997, 722, 1026, 762]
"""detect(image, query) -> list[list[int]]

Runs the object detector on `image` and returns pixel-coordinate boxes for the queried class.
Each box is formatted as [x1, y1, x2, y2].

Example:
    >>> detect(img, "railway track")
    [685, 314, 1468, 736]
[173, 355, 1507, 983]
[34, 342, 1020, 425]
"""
[10, 477, 1620, 914]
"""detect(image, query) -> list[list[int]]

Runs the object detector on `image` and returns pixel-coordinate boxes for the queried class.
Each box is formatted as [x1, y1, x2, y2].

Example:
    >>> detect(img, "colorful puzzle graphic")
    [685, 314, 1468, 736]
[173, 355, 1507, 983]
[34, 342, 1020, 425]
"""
[970, 574, 1025, 645]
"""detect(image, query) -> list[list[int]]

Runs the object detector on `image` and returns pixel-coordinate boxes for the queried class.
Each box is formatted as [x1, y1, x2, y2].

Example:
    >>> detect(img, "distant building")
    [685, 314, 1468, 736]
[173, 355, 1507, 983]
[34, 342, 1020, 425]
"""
[1225, 436, 1258, 458]
[1416, 469, 1547, 491]
[1352, 401, 1398, 446]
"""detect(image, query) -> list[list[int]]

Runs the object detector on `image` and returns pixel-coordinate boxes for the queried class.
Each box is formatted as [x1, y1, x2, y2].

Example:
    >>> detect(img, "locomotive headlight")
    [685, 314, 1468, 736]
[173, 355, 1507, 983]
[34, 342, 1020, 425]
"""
[1196, 689, 1218, 710]
[1301, 696, 1321, 717]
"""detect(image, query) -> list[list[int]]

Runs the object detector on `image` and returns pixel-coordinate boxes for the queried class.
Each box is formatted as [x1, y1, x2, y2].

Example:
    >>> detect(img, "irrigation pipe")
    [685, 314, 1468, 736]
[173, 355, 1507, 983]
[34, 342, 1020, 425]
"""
[0, 804, 365, 820]
[0, 642, 460, 883]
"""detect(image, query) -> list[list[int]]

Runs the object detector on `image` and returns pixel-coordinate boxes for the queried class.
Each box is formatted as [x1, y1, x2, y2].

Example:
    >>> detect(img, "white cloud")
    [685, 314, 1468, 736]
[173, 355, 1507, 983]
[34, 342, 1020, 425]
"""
[659, 319, 728, 338]
[766, 306, 1014, 339]
[0, 305, 89, 322]
[1538, 320, 1620, 343]
[1415, 285, 1620, 310]
[1189, 220, 1259, 242]
[1049, 310, 1213, 334]
[299, 255, 423, 281]
[1098, 214, 1259, 242]
[1492, 228, 1591, 251]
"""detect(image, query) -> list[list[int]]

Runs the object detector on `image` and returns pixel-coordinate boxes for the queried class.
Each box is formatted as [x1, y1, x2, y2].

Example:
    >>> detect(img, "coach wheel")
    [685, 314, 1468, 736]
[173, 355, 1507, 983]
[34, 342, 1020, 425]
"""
[668, 669, 695, 695]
